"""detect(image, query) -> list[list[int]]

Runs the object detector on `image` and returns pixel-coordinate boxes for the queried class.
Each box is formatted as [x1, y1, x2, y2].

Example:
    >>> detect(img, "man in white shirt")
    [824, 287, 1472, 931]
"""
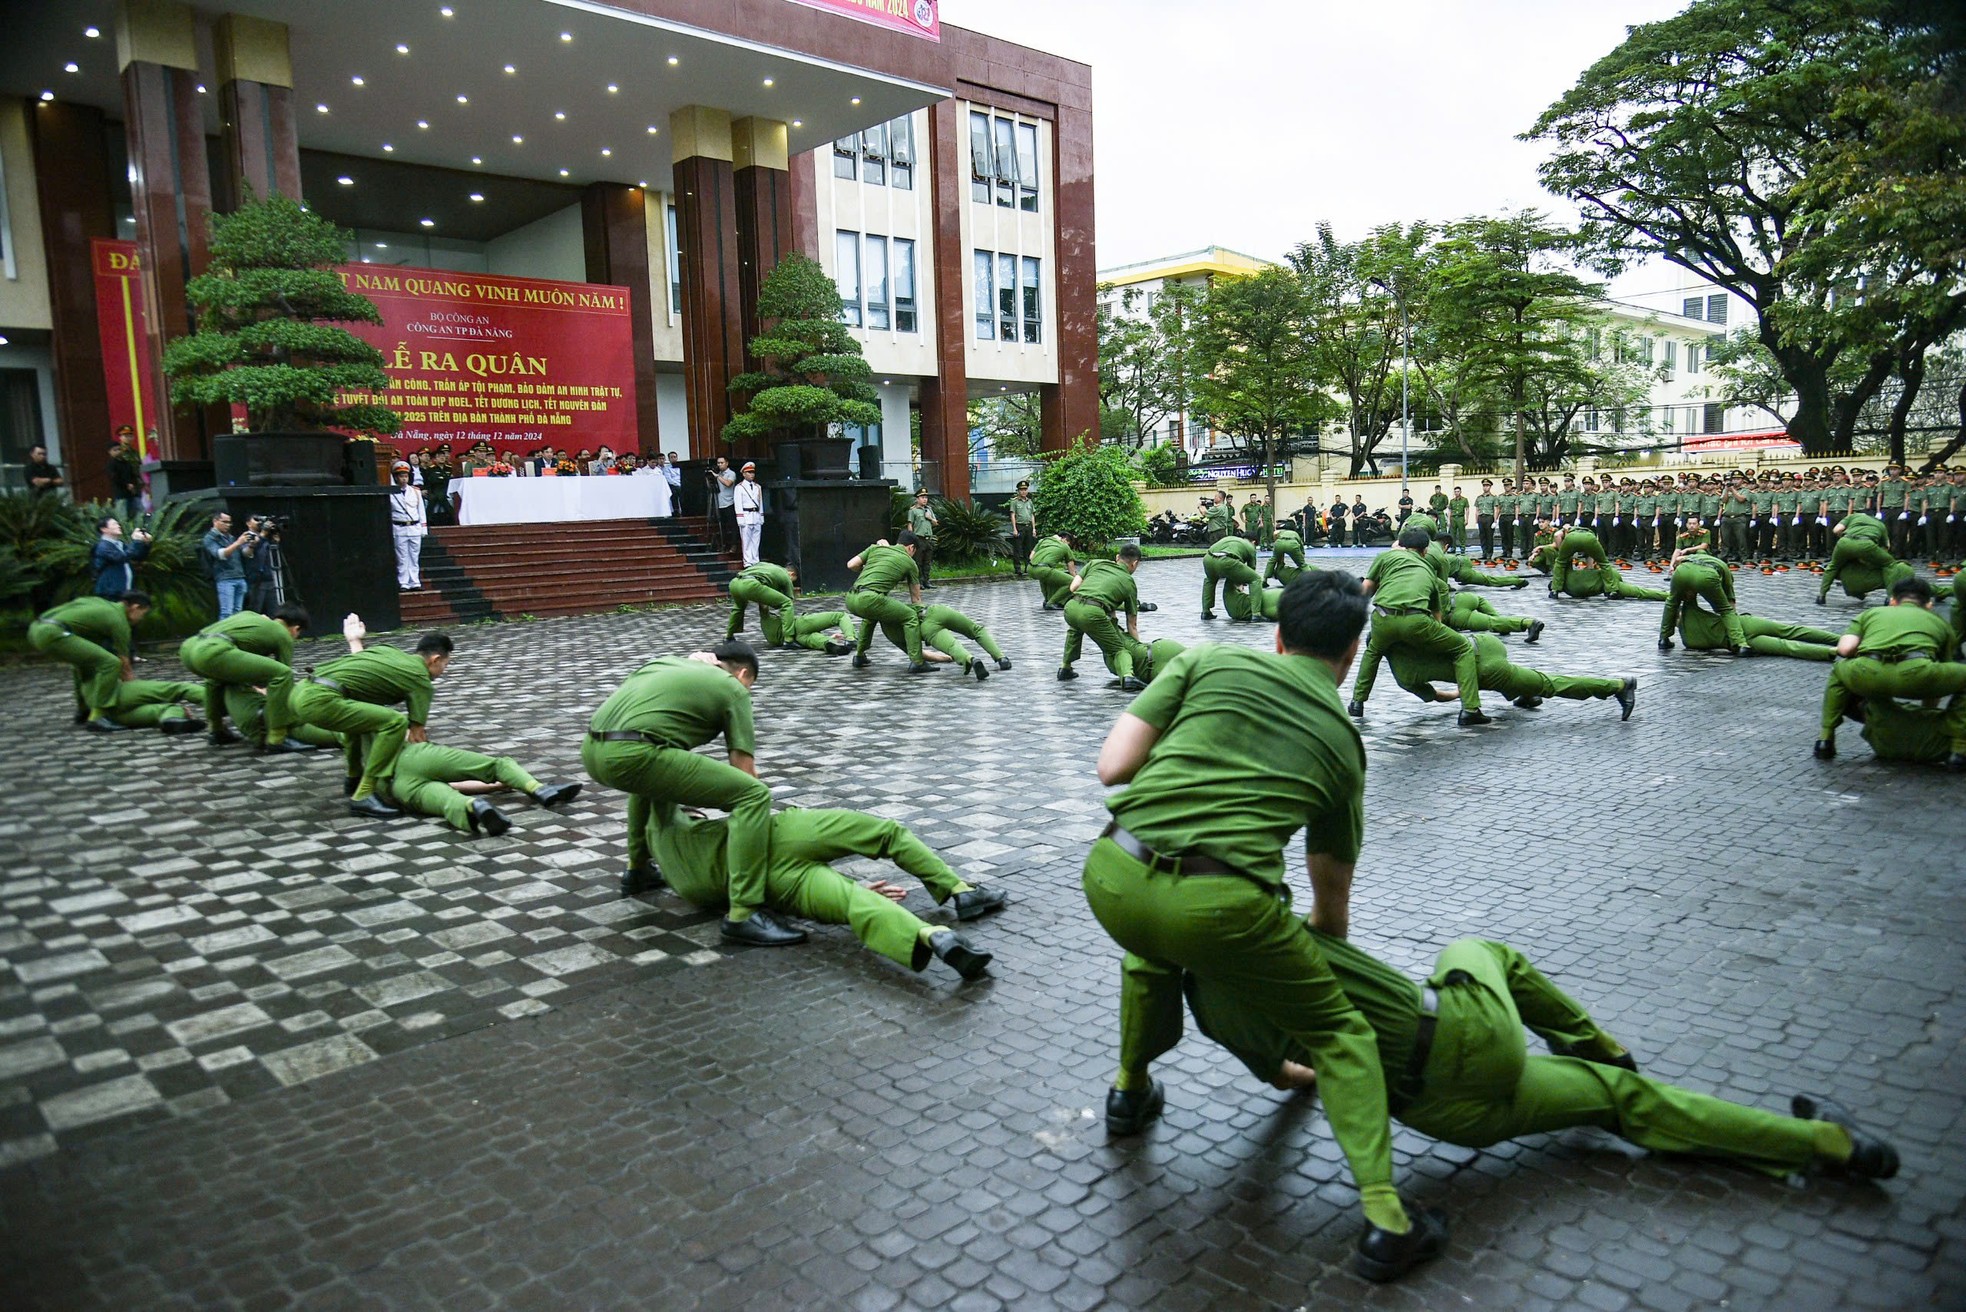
[389, 460, 429, 590]
[734, 461, 766, 567]
[662, 451, 683, 516]
[714, 456, 738, 547]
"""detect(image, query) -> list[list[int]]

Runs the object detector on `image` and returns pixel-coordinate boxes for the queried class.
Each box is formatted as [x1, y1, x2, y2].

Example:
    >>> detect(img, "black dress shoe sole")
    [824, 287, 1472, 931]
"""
[532, 784, 582, 809]
[939, 938, 993, 980]
[1354, 1208, 1450, 1283]
[720, 920, 808, 947]
[952, 889, 1009, 921]
[1105, 1080, 1165, 1136]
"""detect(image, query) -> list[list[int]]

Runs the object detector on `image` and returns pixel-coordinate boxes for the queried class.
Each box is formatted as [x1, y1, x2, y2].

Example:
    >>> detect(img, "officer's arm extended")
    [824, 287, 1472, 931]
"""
[1096, 713, 1159, 786]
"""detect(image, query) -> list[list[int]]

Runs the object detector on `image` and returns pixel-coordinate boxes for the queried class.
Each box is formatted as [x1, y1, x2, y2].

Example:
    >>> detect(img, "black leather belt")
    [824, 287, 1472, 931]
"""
[1391, 986, 1441, 1114]
[1875, 652, 1932, 664]
[1374, 605, 1427, 616]
[1101, 822, 1240, 879]
[587, 730, 677, 746]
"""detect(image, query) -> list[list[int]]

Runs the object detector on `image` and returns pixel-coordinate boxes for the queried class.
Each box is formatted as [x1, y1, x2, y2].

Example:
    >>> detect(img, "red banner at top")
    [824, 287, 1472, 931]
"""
[90, 239, 165, 461]
[785, 0, 940, 41]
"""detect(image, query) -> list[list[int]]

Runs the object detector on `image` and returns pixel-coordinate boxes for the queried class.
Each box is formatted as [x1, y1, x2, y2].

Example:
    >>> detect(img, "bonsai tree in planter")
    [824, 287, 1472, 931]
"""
[163, 193, 400, 483]
[724, 252, 881, 475]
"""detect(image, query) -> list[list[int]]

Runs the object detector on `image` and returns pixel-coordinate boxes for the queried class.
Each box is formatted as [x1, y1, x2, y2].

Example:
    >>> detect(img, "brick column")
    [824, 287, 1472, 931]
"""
[1040, 100, 1098, 455]
[117, 0, 215, 463]
[28, 100, 116, 501]
[918, 99, 970, 503]
[670, 106, 742, 461]
[581, 183, 661, 456]
[213, 13, 300, 208]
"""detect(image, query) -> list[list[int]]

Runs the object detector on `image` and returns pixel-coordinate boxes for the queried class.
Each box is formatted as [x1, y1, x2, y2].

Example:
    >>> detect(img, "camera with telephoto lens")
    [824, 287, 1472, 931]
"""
[252, 515, 286, 538]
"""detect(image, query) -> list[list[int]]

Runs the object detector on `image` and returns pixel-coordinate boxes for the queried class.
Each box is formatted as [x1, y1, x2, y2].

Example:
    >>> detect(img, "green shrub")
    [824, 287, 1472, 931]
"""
[1032, 436, 1147, 549]
[1135, 443, 1184, 488]
[3, 493, 216, 636]
[926, 498, 1009, 563]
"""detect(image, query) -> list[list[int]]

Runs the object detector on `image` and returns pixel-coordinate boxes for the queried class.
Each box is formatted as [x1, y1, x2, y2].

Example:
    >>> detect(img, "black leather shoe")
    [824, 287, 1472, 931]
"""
[73, 706, 90, 725]
[1813, 738, 1836, 760]
[1657, 636, 1674, 650]
[343, 775, 361, 796]
[1354, 1206, 1450, 1284]
[347, 795, 401, 820]
[951, 887, 1008, 920]
[531, 782, 582, 809]
[997, 657, 1013, 671]
[82, 717, 129, 733]
[1057, 667, 1078, 681]
[1137, 601, 1158, 613]
[1458, 708, 1492, 727]
[907, 662, 935, 674]
[1525, 620, 1545, 644]
[208, 726, 246, 746]
[1347, 699, 1364, 719]
[852, 652, 871, 668]
[466, 798, 511, 836]
[1616, 677, 1638, 722]
[159, 716, 205, 736]
[928, 928, 992, 980]
[970, 658, 990, 682]
[1792, 1093, 1899, 1179]
[1105, 1079, 1164, 1136]
[1200, 609, 1216, 620]
[263, 736, 321, 754]
[1041, 602, 1062, 611]
[825, 638, 854, 656]
[721, 910, 807, 946]
[1512, 695, 1544, 709]
[621, 863, 664, 897]
[1948, 752, 1966, 773]
[1815, 594, 1826, 605]
[1119, 676, 1147, 692]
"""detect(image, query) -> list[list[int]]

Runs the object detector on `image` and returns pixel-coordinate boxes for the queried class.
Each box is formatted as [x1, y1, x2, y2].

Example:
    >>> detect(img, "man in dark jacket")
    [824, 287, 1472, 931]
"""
[90, 518, 151, 598]
[107, 431, 143, 518]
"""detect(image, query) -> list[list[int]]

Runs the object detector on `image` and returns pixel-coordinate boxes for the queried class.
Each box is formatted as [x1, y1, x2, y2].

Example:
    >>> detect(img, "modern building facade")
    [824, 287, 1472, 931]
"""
[0, 0, 1095, 503]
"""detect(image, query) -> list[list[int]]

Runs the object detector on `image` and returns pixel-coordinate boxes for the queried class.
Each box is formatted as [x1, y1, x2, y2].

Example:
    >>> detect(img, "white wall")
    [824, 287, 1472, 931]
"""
[817, 110, 940, 382]
[484, 204, 586, 283]
[875, 381, 914, 483]
[0, 100, 53, 333]
[959, 109, 1059, 388]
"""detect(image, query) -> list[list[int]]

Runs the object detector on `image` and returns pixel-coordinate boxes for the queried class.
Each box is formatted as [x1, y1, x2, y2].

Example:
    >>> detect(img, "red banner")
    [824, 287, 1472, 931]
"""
[90, 240, 164, 460]
[333, 265, 640, 456]
[784, 0, 940, 41]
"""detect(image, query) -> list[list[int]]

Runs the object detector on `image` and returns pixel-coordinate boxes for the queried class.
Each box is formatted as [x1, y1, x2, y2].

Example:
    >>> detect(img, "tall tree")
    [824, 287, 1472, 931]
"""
[1288, 223, 1429, 475]
[1529, 0, 1959, 456]
[1188, 267, 1334, 523]
[1097, 283, 1195, 450]
[968, 392, 1041, 461]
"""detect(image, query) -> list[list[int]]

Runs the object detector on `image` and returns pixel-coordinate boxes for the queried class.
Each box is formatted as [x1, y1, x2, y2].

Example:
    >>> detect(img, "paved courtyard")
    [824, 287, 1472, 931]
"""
[1, 549, 1960, 1311]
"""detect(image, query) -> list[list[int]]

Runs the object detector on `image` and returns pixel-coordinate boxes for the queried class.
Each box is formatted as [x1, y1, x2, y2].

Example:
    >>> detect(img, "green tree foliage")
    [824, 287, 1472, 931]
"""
[1288, 223, 1429, 475]
[1098, 283, 1195, 449]
[968, 392, 1041, 460]
[1030, 437, 1146, 549]
[725, 253, 881, 444]
[1134, 442, 1184, 488]
[0, 493, 216, 634]
[163, 194, 399, 435]
[1528, 0, 1963, 456]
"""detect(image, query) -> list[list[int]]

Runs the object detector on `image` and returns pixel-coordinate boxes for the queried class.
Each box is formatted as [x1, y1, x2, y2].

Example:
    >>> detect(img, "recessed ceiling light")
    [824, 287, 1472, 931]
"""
[0, 334, 8, 345]
[558, 168, 569, 176]
[39, 90, 53, 102]
[637, 180, 648, 187]
[317, 103, 329, 113]
[763, 78, 774, 87]
[471, 156, 482, 165]
[382, 143, 394, 152]
[456, 94, 468, 103]
[606, 84, 618, 93]
[600, 147, 611, 157]
[337, 175, 354, 185]
[504, 64, 516, 74]
[361, 257, 372, 263]
[468, 193, 484, 202]
[560, 31, 572, 41]
[646, 125, 658, 134]
[554, 111, 566, 121]
[396, 44, 410, 54]
[351, 75, 365, 86]
[64, 62, 79, 73]
[195, 84, 208, 94]
[419, 218, 434, 228]
[512, 134, 523, 144]
[792, 120, 802, 128]
[417, 120, 429, 129]
[440, 6, 453, 16]
[84, 26, 100, 38]
[851, 97, 861, 105]
[375, 242, 388, 249]
[667, 56, 678, 66]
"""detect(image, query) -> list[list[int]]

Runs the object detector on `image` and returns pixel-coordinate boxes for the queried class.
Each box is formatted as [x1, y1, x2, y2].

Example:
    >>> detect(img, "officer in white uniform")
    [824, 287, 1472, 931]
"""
[734, 460, 766, 567]
[390, 460, 428, 590]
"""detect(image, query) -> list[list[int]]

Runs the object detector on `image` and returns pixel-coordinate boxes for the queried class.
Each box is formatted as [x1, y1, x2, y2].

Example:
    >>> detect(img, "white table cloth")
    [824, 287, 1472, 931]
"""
[449, 475, 672, 525]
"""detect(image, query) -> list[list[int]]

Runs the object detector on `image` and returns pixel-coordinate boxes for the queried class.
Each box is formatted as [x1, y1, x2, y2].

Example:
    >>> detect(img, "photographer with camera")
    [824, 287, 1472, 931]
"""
[241, 516, 286, 614]
[90, 517, 151, 598]
[200, 511, 252, 618]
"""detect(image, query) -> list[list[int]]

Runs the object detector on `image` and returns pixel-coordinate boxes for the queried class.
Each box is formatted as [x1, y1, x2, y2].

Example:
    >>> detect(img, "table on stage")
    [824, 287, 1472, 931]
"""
[447, 475, 673, 525]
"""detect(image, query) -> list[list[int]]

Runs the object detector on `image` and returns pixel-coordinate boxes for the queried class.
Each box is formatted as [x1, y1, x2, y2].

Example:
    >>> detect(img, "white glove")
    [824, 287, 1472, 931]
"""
[1675, 518, 1684, 526]
[1899, 511, 1910, 519]
[1918, 516, 1928, 526]
[1818, 516, 1829, 526]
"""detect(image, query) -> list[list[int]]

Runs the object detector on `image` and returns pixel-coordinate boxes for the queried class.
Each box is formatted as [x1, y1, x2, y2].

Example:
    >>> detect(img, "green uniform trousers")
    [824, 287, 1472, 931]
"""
[1820, 539, 1913, 602]
[1821, 656, 1966, 752]
[1561, 565, 1667, 600]
[1453, 566, 1521, 588]
[180, 634, 295, 743]
[1548, 543, 1606, 595]
[784, 611, 849, 653]
[107, 679, 203, 728]
[1202, 555, 1261, 617]
[1682, 611, 1837, 662]
[1032, 565, 1075, 608]
[388, 743, 541, 832]
[1661, 565, 1746, 648]
[1062, 599, 1147, 679]
[1447, 593, 1531, 635]
[28, 620, 122, 714]
[727, 578, 795, 646]
[582, 737, 772, 919]
[1188, 938, 1833, 1177]
[289, 680, 409, 788]
[1263, 542, 1306, 586]
[1146, 638, 1188, 683]
[847, 590, 924, 663]
[1352, 611, 1480, 710]
[1388, 634, 1621, 705]
[219, 686, 341, 747]
[1082, 838, 1395, 1194]
[1859, 697, 1953, 763]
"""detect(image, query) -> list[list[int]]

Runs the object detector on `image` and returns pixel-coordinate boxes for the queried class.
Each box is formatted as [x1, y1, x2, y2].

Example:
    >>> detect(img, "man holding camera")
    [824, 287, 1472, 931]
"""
[202, 511, 251, 618]
[712, 456, 739, 549]
[90, 517, 151, 598]
[390, 461, 428, 590]
[242, 516, 286, 614]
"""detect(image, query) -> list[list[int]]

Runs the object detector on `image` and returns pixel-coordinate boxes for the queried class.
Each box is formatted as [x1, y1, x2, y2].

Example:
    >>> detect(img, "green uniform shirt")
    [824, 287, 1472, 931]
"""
[1367, 549, 1440, 612]
[1824, 487, 1855, 515]
[1636, 493, 1657, 517]
[1030, 537, 1074, 569]
[1847, 606, 1954, 660]
[1428, 493, 1448, 515]
[1594, 490, 1617, 514]
[1537, 492, 1558, 516]
[733, 562, 793, 595]
[1749, 488, 1776, 517]
[1721, 490, 1750, 518]
[37, 596, 131, 656]
[907, 505, 936, 539]
[1207, 536, 1257, 567]
[1205, 504, 1236, 534]
[1008, 496, 1035, 528]
[1242, 502, 1263, 530]
[1677, 527, 1711, 551]
[1108, 644, 1365, 881]
[853, 543, 919, 595]
[1492, 493, 1515, 517]
[1475, 494, 1496, 517]
[1615, 491, 1637, 516]
[1556, 489, 1580, 514]
[1773, 488, 1800, 514]
[1074, 559, 1139, 616]
[1700, 492, 1723, 519]
[1841, 512, 1887, 543]
[588, 655, 756, 753]
[1448, 496, 1470, 524]
[197, 610, 295, 663]
[1876, 477, 1908, 510]
[313, 646, 434, 726]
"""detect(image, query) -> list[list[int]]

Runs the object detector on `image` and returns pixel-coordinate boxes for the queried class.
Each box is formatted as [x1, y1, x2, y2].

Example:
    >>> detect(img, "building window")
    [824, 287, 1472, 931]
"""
[836, 229, 862, 328]
[666, 204, 682, 317]
[1168, 420, 1183, 445]
[992, 117, 1017, 208]
[998, 253, 1018, 340]
[1585, 408, 1600, 433]
[839, 422, 882, 450]
[865, 234, 889, 331]
[1022, 256, 1042, 343]
[968, 109, 1041, 212]
[1686, 344, 1701, 375]
[893, 238, 917, 332]
[861, 122, 887, 188]
[1662, 340, 1677, 377]
[968, 111, 992, 204]
[1703, 403, 1724, 434]
[1661, 406, 1675, 433]
[1015, 121, 1039, 212]
[1682, 296, 1703, 319]
[1706, 294, 1727, 324]
[833, 136, 857, 181]
[974, 250, 994, 340]
[889, 116, 914, 190]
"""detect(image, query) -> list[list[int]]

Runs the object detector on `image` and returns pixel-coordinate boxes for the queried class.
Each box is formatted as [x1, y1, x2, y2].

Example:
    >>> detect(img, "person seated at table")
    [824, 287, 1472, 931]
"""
[616, 453, 639, 475]
[592, 445, 616, 475]
[575, 448, 597, 475]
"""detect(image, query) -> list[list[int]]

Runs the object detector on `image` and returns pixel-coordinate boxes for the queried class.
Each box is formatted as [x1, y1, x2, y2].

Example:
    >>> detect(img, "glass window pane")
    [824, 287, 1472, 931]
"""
[1016, 122, 1039, 212]
[836, 230, 861, 327]
[890, 118, 913, 190]
[833, 137, 856, 181]
[1706, 294, 1727, 324]
[999, 252, 1017, 340]
[667, 204, 683, 317]
[974, 250, 994, 340]
[894, 238, 917, 333]
[993, 117, 1017, 206]
[969, 111, 992, 203]
[1022, 256, 1041, 344]
[866, 235, 889, 331]
[861, 123, 886, 187]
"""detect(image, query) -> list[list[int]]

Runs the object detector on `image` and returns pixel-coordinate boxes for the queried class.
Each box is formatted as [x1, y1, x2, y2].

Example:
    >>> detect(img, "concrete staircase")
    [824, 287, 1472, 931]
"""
[396, 517, 738, 627]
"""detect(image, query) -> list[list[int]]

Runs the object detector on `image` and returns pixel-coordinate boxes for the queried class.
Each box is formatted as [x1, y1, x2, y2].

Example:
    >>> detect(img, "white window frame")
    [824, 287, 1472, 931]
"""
[666, 204, 682, 317]
[893, 238, 917, 333]
[974, 250, 995, 341]
[836, 229, 862, 328]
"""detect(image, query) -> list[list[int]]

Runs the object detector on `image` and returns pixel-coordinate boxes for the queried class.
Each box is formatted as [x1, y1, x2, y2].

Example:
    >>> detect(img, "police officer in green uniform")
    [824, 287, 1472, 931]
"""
[383, 742, 581, 835]
[1381, 632, 1634, 717]
[725, 561, 797, 647]
[288, 617, 452, 819]
[1486, 480, 1510, 559]
[1007, 479, 1037, 577]
[780, 610, 857, 655]
[1062, 545, 1151, 689]
[1029, 532, 1079, 610]
[1082, 571, 1448, 1284]
[1748, 475, 1778, 558]
[28, 591, 150, 730]
[1446, 593, 1544, 641]
[1264, 527, 1307, 586]
[919, 602, 1012, 680]
[1854, 695, 1958, 764]
[1554, 476, 1581, 528]
[1446, 487, 1470, 554]
[1240, 495, 1266, 546]
[1633, 481, 1659, 560]
[584, 643, 805, 944]
[1349, 528, 1486, 725]
[1203, 493, 1236, 544]
[179, 603, 314, 750]
[1591, 479, 1618, 550]
[1815, 577, 1966, 769]
[1655, 478, 1682, 559]
[1821, 478, 1856, 555]
[1666, 602, 1839, 661]
[1658, 545, 1748, 652]
[1183, 930, 1898, 1231]
[845, 534, 931, 672]
[645, 803, 1007, 980]
[1816, 512, 1925, 604]
[1771, 476, 1803, 559]
[1201, 534, 1262, 621]
[1719, 477, 1752, 561]
[1876, 464, 1912, 557]
[102, 678, 207, 733]
[906, 490, 939, 588]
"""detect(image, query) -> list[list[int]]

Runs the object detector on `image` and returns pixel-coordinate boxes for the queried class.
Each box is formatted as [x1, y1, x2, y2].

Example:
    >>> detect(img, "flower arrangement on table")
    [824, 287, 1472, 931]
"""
[554, 457, 579, 477]
[489, 461, 513, 477]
